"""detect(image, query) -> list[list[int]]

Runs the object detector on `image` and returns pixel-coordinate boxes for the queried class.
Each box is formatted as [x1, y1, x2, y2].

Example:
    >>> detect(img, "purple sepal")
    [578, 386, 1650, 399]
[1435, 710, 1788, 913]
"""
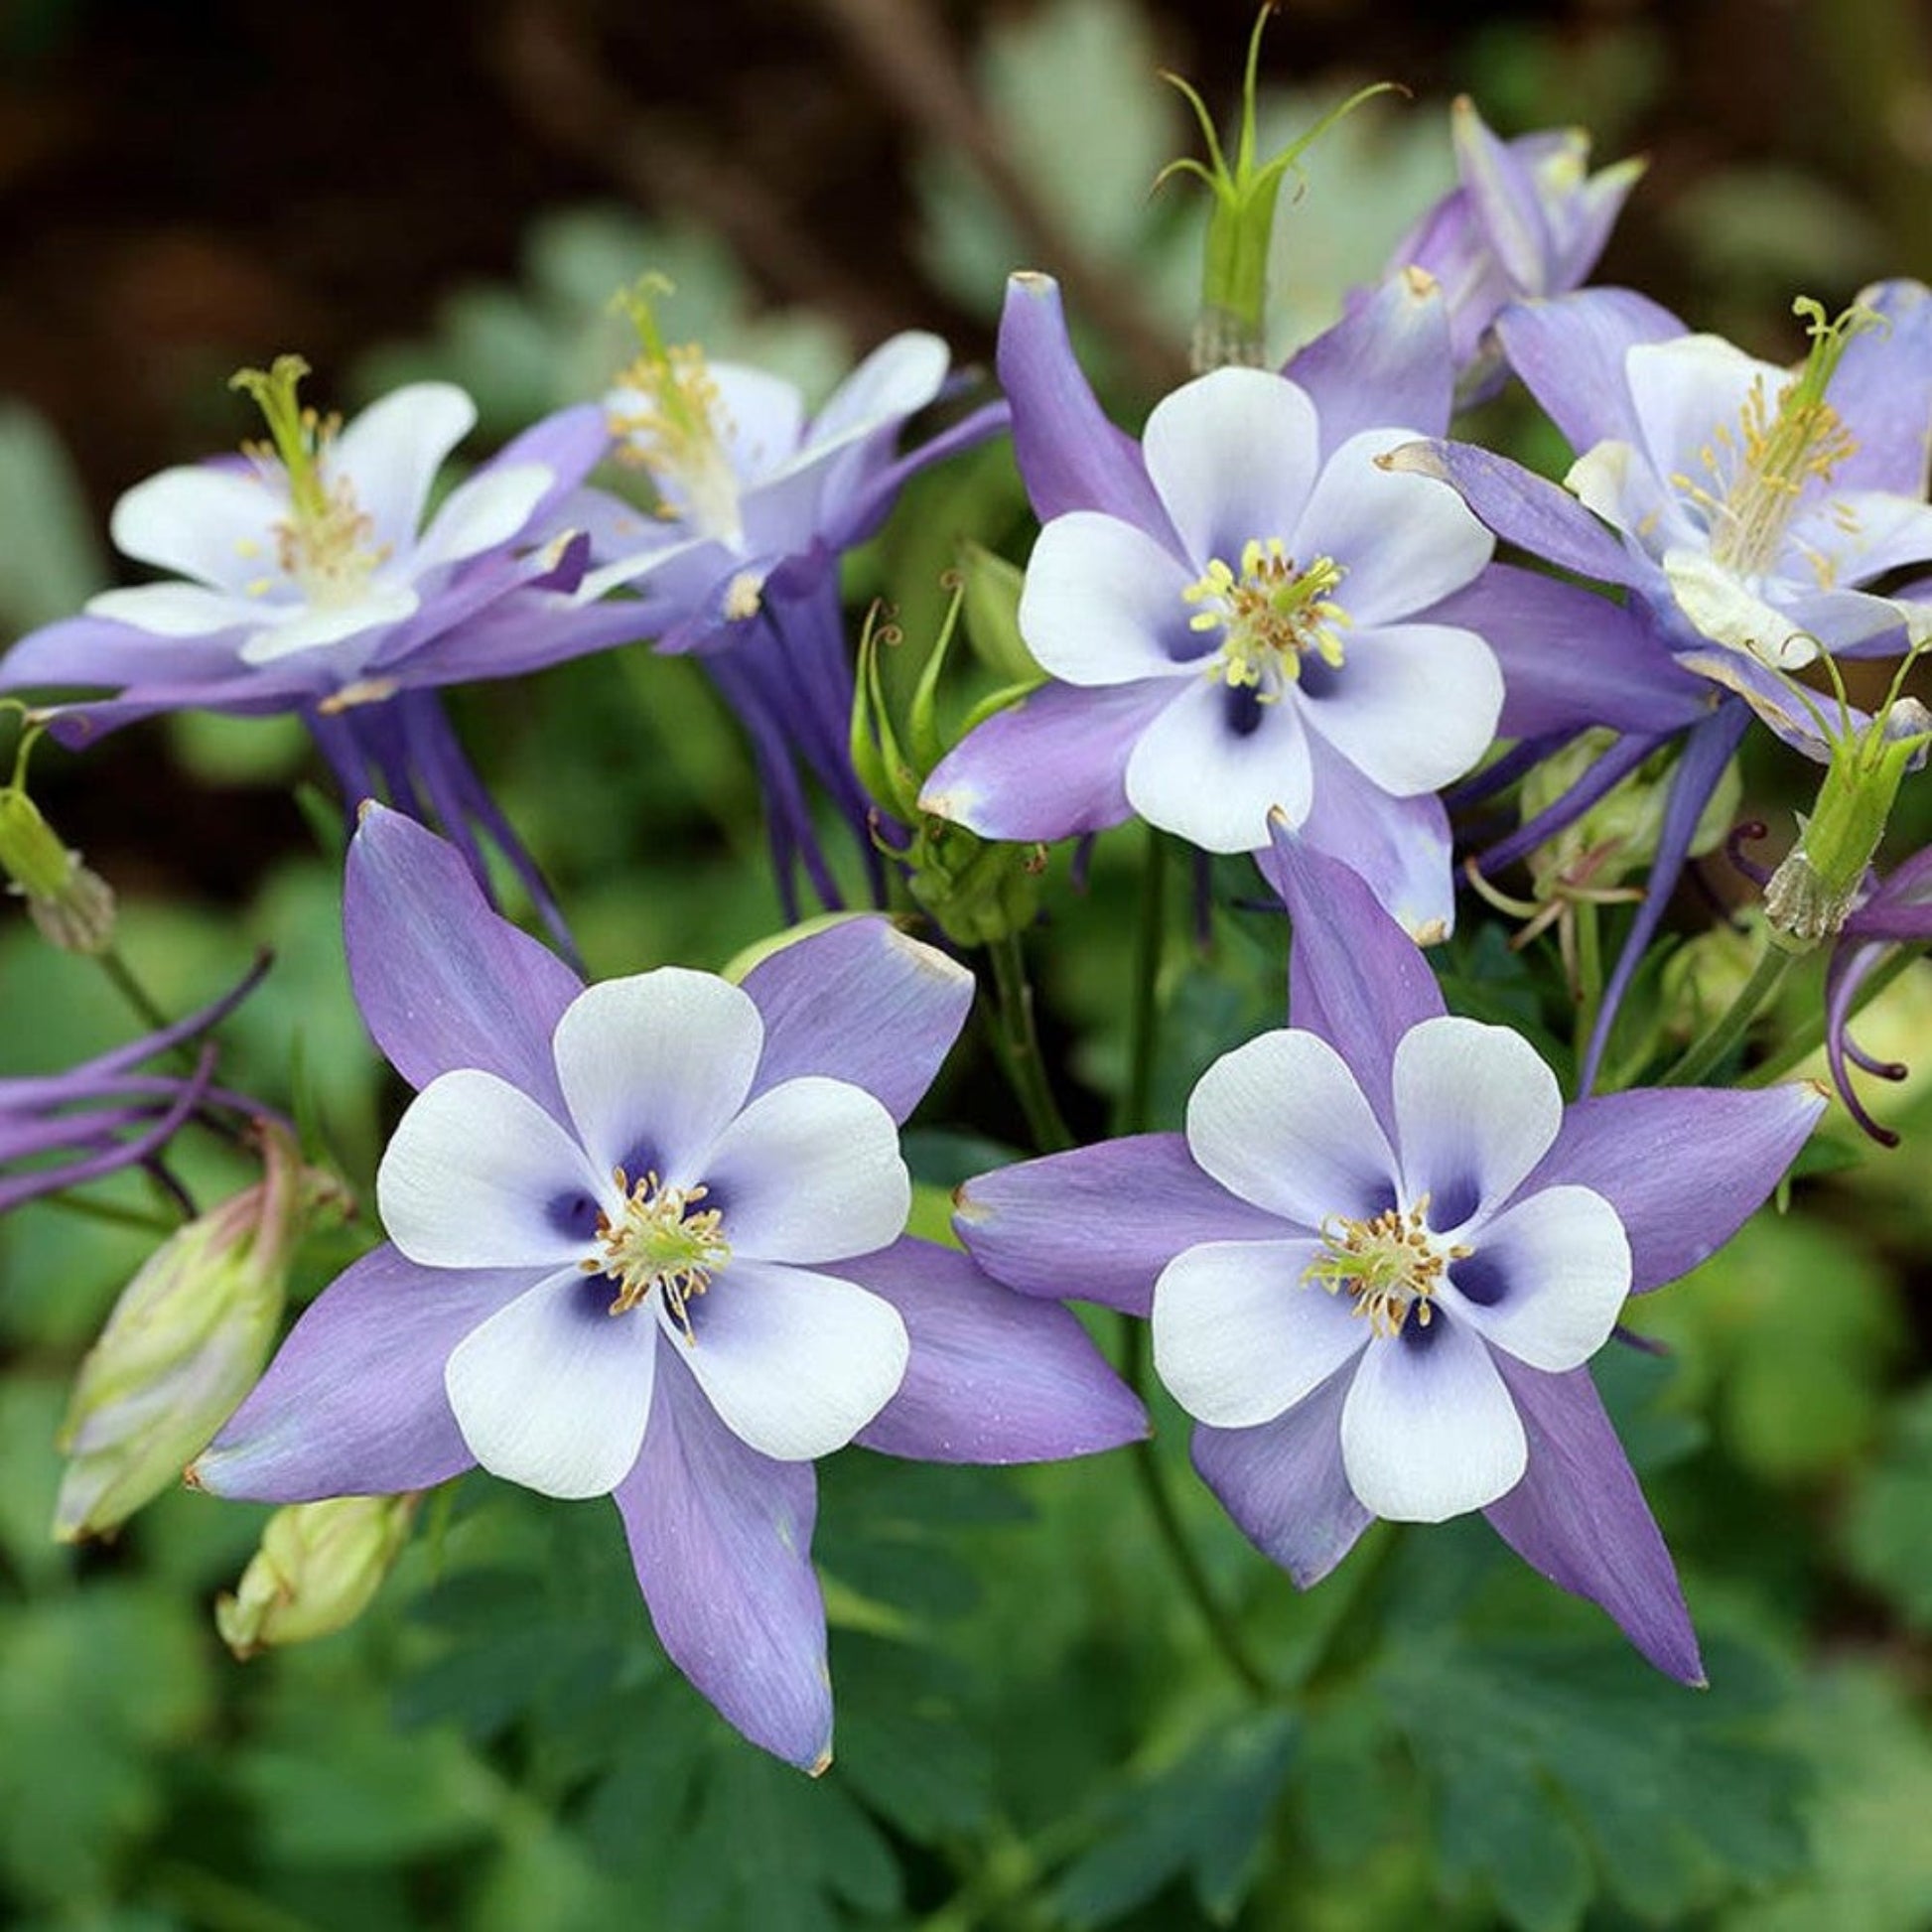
[1530, 1082, 1825, 1293]
[345, 802, 583, 1112]
[843, 1236, 1148, 1461]
[489, 403, 614, 528]
[824, 398, 1013, 555]
[920, 680, 1173, 843]
[0, 614, 242, 692]
[1495, 288, 1686, 453]
[1825, 938, 1904, 1145]
[1842, 843, 1932, 941]
[997, 272, 1174, 539]
[740, 917, 972, 1125]
[1389, 441, 1643, 589]
[1833, 280, 1932, 494]
[1190, 1366, 1372, 1587]
[193, 1244, 535, 1501]
[615, 1360, 832, 1772]
[1294, 742, 1455, 943]
[1286, 268, 1454, 453]
[1476, 728, 1670, 875]
[1428, 563, 1708, 738]
[1261, 823, 1445, 1136]
[954, 1134, 1282, 1315]
[1484, 1357, 1704, 1685]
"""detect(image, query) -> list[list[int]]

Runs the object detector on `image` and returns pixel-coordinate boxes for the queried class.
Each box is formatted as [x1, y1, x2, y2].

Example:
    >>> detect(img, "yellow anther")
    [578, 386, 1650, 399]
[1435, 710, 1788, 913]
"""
[587, 1168, 731, 1344]
[1182, 541, 1349, 699]
[1302, 1196, 1471, 1340]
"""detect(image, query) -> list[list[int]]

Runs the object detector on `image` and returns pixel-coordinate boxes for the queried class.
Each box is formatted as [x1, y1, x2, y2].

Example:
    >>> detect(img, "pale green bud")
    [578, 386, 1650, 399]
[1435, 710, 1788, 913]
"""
[1659, 912, 1764, 1045]
[0, 788, 115, 954]
[215, 1494, 418, 1658]
[53, 1122, 349, 1542]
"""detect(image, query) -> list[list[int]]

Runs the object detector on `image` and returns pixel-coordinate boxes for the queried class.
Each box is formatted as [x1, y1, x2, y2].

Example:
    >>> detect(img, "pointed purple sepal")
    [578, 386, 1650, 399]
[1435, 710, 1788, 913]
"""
[1484, 1357, 1704, 1684]
[842, 1236, 1147, 1461]
[616, 1362, 832, 1772]
[1833, 279, 1932, 495]
[193, 1244, 536, 1501]
[345, 802, 583, 1111]
[1496, 288, 1686, 454]
[954, 1134, 1282, 1316]
[1286, 267, 1454, 453]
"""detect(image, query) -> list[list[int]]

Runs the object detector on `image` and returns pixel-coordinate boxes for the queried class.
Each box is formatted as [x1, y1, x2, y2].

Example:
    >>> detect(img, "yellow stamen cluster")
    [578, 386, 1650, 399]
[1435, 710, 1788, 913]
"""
[1673, 299, 1878, 586]
[585, 1168, 731, 1343]
[1182, 539, 1349, 699]
[230, 354, 391, 607]
[1301, 1196, 1469, 1340]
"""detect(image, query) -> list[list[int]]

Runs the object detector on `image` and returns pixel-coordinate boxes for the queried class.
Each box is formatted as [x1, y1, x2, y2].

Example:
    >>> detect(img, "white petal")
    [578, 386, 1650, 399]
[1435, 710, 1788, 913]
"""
[237, 586, 420, 664]
[1625, 335, 1778, 507]
[1186, 1029, 1397, 1226]
[699, 1076, 909, 1265]
[413, 463, 553, 571]
[552, 970, 764, 1185]
[710, 364, 807, 480]
[1445, 1184, 1630, 1372]
[1152, 1237, 1367, 1427]
[1124, 675, 1313, 853]
[1020, 512, 1200, 687]
[1788, 489, 1932, 586]
[84, 583, 257, 638]
[445, 1267, 657, 1498]
[378, 1068, 598, 1268]
[1566, 438, 1690, 553]
[1297, 621, 1503, 795]
[1142, 369, 1321, 567]
[1293, 429, 1494, 624]
[108, 467, 279, 592]
[804, 332, 947, 451]
[1662, 549, 1817, 667]
[1340, 1315, 1526, 1520]
[1390, 1017, 1564, 1232]
[332, 382, 478, 551]
[677, 1258, 909, 1459]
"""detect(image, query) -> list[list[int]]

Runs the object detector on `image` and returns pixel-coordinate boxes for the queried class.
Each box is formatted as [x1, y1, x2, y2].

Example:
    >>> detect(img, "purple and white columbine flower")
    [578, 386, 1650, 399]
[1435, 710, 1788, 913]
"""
[1380, 96, 1642, 396]
[955, 829, 1824, 1678]
[194, 805, 1143, 1770]
[920, 270, 1521, 937]
[578, 326, 1007, 916]
[0, 362, 645, 951]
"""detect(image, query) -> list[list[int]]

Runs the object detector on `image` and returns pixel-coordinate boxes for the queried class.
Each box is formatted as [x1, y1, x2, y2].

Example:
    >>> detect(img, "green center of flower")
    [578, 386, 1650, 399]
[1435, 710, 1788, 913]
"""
[586, 1167, 731, 1342]
[229, 355, 391, 608]
[1301, 1197, 1468, 1340]
[608, 277, 744, 545]
[1182, 539, 1349, 698]
[1680, 299, 1879, 585]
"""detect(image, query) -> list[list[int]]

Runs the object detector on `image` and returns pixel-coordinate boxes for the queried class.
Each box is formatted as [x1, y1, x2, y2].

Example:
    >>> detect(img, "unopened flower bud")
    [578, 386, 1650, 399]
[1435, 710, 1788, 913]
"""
[0, 787, 115, 954]
[53, 1122, 349, 1542]
[1660, 914, 1763, 1044]
[214, 1494, 418, 1658]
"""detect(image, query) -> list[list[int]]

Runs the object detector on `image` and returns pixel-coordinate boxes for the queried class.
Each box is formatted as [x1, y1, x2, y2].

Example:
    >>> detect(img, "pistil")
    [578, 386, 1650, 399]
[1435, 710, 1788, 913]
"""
[587, 1167, 731, 1342]
[1182, 539, 1349, 698]
[1302, 1196, 1468, 1339]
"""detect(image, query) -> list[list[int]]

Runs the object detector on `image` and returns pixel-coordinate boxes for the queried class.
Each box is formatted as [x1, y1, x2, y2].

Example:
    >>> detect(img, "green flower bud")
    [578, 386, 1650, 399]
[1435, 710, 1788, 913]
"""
[0, 787, 115, 955]
[1765, 698, 1932, 948]
[215, 1494, 418, 1658]
[1660, 912, 1764, 1045]
[54, 1122, 350, 1542]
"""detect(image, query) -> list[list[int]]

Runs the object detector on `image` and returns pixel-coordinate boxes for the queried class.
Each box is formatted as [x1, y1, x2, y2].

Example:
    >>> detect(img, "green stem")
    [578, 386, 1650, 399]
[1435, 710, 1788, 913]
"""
[1572, 900, 1603, 1088]
[1117, 823, 1169, 1137]
[986, 932, 1074, 1154]
[1661, 942, 1800, 1085]
[96, 944, 174, 1039]
[1747, 939, 1922, 1086]
[1122, 1316, 1272, 1701]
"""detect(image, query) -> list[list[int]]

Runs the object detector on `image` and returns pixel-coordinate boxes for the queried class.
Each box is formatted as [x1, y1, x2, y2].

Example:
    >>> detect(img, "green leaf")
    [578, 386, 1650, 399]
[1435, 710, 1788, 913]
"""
[832, 1632, 995, 1842]
[0, 398, 104, 634]
[1048, 1710, 1297, 1926]
[1840, 1380, 1932, 1629]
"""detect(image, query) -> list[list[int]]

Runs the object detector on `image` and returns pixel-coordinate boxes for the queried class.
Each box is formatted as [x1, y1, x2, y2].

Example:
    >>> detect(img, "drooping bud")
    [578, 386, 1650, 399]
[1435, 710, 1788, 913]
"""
[1765, 698, 1932, 948]
[214, 1493, 418, 1658]
[0, 786, 115, 954]
[54, 1121, 351, 1542]
[1158, 7, 1398, 370]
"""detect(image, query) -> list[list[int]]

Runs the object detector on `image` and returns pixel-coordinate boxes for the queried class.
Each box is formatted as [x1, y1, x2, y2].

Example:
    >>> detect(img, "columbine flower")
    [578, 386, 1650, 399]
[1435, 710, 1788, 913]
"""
[0, 958, 265, 1215]
[920, 269, 1510, 936]
[193, 805, 1143, 1770]
[954, 828, 1824, 1678]
[578, 298, 1008, 916]
[1381, 96, 1643, 395]
[0, 358, 642, 951]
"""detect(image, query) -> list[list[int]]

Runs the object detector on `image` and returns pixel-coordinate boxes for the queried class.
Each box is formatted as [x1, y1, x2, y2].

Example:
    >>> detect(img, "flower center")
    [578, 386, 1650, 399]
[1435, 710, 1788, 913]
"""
[1182, 539, 1349, 698]
[1677, 299, 1877, 585]
[230, 355, 392, 609]
[585, 1167, 731, 1343]
[1301, 1197, 1469, 1340]
[608, 277, 744, 546]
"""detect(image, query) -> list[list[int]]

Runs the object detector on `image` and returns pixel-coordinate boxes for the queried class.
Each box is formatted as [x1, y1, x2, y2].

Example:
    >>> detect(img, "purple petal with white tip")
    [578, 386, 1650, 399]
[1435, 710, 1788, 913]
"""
[616, 1364, 832, 1771]
[953, 1133, 1284, 1315]
[1526, 1082, 1824, 1293]
[193, 1243, 536, 1501]
[345, 803, 583, 1110]
[1484, 1356, 1703, 1684]
[845, 1236, 1148, 1461]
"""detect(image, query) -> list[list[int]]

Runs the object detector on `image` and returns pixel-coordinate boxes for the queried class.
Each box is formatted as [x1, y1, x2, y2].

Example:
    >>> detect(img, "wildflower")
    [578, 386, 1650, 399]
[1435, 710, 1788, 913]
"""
[193, 805, 1143, 1770]
[955, 828, 1823, 1676]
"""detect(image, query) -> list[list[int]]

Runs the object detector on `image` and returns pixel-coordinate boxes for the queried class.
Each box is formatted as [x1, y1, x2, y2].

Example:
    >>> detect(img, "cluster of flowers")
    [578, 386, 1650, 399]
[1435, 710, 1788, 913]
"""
[12, 74, 1932, 1772]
